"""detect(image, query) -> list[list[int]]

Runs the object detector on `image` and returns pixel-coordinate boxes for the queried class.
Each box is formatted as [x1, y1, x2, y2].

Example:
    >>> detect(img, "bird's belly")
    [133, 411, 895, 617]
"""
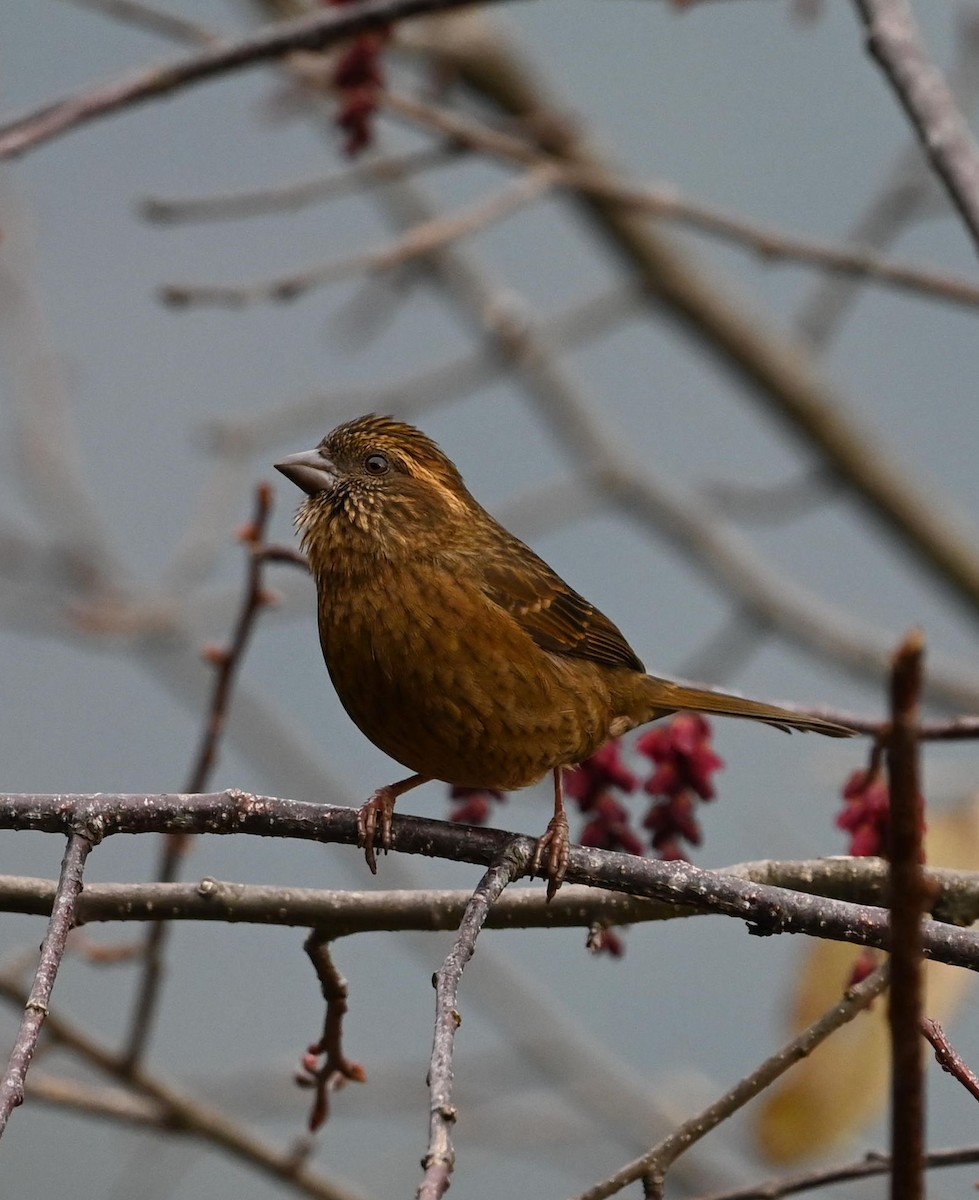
[318, 567, 613, 789]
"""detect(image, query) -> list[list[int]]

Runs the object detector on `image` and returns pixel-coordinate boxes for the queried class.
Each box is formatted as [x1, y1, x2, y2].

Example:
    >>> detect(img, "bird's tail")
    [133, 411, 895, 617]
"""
[637, 675, 854, 737]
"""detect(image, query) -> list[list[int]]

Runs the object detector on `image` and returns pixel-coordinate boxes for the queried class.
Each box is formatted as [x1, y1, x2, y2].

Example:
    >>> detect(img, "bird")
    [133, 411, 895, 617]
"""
[275, 414, 852, 896]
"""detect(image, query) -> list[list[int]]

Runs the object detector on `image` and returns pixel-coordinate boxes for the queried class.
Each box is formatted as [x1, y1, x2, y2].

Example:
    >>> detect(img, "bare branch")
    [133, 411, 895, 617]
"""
[853, 0, 979, 255]
[0, 856, 976, 931]
[0, 972, 366, 1200]
[140, 145, 464, 223]
[0, 0, 519, 159]
[2, 793, 979, 968]
[574, 965, 890, 1200]
[297, 935, 366, 1131]
[922, 1018, 979, 1104]
[159, 165, 557, 307]
[123, 484, 283, 1070]
[0, 831, 94, 1134]
[695, 1145, 979, 1200]
[419, 844, 526, 1200]
[886, 630, 927, 1200]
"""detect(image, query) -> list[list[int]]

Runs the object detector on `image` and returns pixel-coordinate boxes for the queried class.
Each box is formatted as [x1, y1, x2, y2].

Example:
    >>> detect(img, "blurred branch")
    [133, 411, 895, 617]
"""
[140, 144, 464, 222]
[416, 15, 979, 625]
[853, 0, 979, 256]
[202, 282, 639, 454]
[384, 91, 979, 313]
[796, 8, 979, 346]
[0, 0, 518, 159]
[0, 971, 366, 1200]
[60, 0, 216, 46]
[123, 484, 285, 1071]
[696, 1147, 979, 1200]
[575, 965, 891, 1200]
[0, 831, 93, 1135]
[160, 164, 558, 307]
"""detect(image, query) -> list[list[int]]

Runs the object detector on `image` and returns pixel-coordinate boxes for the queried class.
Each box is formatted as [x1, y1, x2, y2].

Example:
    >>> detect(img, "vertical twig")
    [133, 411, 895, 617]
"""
[418, 843, 527, 1200]
[0, 830, 94, 1133]
[298, 934, 366, 1131]
[122, 482, 279, 1069]
[886, 628, 926, 1200]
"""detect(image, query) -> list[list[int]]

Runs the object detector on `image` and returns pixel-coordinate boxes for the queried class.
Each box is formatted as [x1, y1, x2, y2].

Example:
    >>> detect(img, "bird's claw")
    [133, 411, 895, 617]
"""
[532, 813, 571, 901]
[357, 788, 396, 875]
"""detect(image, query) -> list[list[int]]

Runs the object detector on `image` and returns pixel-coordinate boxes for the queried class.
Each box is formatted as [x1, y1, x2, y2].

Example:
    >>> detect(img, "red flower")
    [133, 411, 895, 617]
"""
[566, 740, 638, 812]
[637, 714, 725, 860]
[836, 768, 891, 857]
[449, 786, 506, 825]
[637, 713, 725, 801]
[580, 793, 646, 857]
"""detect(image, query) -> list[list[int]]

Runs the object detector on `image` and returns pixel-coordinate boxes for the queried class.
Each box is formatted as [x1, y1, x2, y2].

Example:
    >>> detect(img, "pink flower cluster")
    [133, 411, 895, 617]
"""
[836, 767, 891, 857]
[449, 713, 726, 864]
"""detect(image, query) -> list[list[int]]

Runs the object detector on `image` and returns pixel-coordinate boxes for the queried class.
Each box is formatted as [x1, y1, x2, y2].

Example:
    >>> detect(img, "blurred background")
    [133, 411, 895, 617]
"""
[2, 1, 979, 1196]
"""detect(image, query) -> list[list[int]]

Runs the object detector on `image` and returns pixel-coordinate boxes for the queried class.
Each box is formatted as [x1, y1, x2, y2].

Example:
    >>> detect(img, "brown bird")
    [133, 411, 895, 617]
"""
[276, 415, 852, 895]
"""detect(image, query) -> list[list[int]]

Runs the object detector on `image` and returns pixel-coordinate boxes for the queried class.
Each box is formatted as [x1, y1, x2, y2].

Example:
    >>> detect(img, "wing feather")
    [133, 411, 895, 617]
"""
[479, 536, 644, 673]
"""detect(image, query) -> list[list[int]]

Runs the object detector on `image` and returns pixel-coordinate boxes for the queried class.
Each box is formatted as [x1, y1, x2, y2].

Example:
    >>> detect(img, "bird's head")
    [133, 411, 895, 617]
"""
[275, 414, 476, 560]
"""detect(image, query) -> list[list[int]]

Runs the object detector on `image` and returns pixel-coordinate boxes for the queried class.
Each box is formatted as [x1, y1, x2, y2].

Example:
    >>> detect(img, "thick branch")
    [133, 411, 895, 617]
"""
[2, 793, 979, 968]
[886, 630, 926, 1200]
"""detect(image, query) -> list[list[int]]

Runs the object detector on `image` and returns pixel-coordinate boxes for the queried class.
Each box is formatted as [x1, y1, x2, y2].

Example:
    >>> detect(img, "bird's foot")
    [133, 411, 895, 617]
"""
[532, 812, 571, 901]
[357, 787, 397, 874]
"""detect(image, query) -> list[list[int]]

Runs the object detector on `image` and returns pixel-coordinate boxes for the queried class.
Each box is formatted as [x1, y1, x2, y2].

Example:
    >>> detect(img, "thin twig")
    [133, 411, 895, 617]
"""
[140, 145, 464, 223]
[573, 965, 890, 1200]
[122, 483, 280, 1070]
[419, 843, 527, 1200]
[795, 9, 979, 346]
[160, 165, 557, 308]
[694, 1144, 979, 1200]
[886, 629, 927, 1200]
[853, 0, 979, 256]
[297, 934, 366, 1131]
[384, 92, 979, 313]
[922, 1017, 979, 1103]
[59, 0, 216, 46]
[419, 30, 979, 627]
[0, 830, 94, 1134]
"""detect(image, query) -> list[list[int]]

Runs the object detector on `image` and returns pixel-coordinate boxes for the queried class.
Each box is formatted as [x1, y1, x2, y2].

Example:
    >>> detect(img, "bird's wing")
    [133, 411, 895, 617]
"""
[479, 537, 645, 672]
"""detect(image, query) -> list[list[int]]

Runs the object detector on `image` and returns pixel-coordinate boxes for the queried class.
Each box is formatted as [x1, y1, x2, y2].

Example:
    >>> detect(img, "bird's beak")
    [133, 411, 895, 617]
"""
[274, 448, 338, 496]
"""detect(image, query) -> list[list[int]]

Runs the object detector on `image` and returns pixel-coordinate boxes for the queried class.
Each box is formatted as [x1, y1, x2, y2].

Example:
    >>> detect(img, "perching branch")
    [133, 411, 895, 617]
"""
[2, 793, 979, 969]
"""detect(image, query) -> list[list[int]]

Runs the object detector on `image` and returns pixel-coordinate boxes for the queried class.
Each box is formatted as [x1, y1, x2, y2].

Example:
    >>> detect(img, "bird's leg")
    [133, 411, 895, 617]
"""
[357, 774, 428, 874]
[532, 767, 571, 900]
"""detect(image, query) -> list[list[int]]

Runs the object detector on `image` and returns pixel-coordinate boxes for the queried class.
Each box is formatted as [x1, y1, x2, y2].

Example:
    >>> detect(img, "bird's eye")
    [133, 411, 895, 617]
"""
[364, 452, 391, 476]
